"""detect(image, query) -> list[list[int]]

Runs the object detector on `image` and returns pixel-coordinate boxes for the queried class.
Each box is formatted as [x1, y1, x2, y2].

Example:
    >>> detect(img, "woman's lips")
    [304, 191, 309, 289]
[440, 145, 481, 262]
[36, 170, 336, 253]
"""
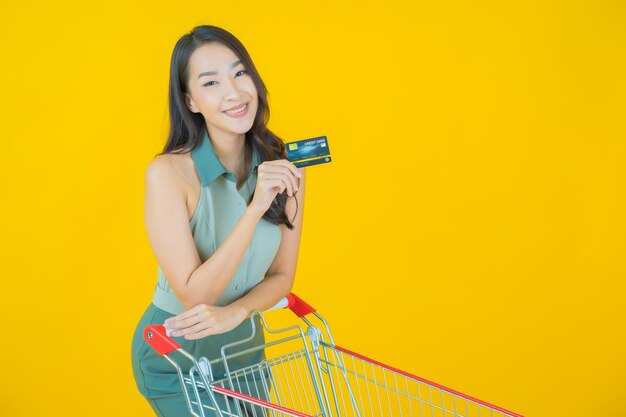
[223, 103, 249, 118]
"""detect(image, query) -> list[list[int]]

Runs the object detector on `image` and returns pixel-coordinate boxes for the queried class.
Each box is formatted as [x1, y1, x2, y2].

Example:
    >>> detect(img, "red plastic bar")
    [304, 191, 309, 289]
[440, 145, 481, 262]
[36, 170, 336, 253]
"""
[334, 345, 524, 417]
[144, 325, 181, 356]
[213, 386, 313, 417]
[286, 293, 316, 317]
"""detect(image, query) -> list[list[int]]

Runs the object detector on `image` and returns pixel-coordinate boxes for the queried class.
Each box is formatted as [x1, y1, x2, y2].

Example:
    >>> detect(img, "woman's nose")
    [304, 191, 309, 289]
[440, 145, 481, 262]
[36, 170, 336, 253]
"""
[222, 78, 242, 100]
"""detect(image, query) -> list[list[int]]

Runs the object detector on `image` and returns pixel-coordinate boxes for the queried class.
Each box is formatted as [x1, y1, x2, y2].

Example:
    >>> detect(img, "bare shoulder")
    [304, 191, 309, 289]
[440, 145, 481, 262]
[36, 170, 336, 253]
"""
[145, 154, 178, 189]
[145, 152, 199, 194]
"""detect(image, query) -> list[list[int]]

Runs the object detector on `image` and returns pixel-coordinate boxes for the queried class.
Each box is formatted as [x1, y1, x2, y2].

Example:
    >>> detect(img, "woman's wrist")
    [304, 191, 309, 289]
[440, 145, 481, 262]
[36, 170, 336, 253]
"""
[245, 205, 265, 221]
[229, 303, 250, 321]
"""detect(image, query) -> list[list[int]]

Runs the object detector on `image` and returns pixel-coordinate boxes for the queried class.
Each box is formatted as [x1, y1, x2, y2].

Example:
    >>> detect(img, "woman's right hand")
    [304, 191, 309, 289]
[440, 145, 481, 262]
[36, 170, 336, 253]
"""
[249, 159, 302, 216]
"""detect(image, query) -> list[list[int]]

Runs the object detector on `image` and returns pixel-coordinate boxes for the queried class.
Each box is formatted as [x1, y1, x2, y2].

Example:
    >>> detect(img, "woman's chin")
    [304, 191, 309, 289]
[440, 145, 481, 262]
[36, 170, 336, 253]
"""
[224, 120, 255, 134]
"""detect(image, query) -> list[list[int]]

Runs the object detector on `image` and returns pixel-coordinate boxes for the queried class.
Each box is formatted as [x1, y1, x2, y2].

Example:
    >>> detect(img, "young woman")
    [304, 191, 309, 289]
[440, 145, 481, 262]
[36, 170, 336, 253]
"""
[130, 25, 305, 416]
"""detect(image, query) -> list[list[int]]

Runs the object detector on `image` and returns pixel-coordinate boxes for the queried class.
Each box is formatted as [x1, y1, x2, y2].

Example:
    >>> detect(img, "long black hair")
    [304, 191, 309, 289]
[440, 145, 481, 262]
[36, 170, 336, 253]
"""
[156, 25, 297, 230]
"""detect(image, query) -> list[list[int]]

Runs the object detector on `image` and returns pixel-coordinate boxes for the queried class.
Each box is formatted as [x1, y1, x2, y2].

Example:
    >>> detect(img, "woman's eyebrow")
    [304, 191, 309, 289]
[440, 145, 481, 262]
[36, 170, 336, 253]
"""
[197, 60, 242, 79]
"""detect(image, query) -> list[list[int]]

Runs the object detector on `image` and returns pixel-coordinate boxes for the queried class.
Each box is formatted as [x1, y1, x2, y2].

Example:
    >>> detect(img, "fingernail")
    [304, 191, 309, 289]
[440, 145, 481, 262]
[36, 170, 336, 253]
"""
[297, 173, 302, 177]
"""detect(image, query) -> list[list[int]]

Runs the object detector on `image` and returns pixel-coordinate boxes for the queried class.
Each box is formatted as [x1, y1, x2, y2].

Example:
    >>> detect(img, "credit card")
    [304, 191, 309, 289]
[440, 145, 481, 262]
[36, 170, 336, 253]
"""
[285, 136, 332, 168]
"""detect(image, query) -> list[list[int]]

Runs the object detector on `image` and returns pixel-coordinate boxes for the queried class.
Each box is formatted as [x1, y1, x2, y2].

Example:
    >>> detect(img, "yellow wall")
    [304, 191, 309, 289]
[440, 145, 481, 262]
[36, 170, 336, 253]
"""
[1, 1, 624, 416]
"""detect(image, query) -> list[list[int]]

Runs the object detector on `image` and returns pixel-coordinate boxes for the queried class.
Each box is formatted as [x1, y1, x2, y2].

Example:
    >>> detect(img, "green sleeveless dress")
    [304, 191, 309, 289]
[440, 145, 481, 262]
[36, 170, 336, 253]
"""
[131, 129, 282, 417]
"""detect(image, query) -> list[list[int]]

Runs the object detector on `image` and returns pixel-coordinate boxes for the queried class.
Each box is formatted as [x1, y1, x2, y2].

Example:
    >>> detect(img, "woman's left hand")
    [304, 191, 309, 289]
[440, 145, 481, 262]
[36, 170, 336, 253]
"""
[163, 304, 248, 340]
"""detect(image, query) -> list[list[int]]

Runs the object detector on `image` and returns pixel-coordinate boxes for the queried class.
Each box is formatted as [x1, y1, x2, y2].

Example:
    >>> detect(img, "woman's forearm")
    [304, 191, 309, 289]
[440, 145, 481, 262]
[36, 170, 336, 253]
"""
[229, 272, 294, 318]
[181, 206, 264, 308]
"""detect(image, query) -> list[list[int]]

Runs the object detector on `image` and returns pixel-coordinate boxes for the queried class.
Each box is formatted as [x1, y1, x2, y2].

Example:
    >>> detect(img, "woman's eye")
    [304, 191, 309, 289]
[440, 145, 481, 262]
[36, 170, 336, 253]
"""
[203, 71, 246, 87]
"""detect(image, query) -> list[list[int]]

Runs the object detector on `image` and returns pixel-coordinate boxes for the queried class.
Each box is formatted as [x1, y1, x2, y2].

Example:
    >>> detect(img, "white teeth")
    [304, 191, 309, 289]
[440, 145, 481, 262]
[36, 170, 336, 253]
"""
[225, 104, 247, 115]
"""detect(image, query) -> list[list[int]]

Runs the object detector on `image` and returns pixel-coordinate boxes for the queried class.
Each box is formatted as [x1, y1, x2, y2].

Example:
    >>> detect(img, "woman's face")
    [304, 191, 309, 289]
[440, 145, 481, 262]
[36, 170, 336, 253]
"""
[185, 42, 258, 137]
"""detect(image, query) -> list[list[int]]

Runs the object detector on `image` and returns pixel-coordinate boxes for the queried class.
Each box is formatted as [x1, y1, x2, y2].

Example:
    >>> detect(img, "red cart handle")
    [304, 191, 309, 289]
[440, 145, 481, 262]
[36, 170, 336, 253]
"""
[286, 293, 316, 317]
[143, 293, 316, 355]
[144, 325, 181, 355]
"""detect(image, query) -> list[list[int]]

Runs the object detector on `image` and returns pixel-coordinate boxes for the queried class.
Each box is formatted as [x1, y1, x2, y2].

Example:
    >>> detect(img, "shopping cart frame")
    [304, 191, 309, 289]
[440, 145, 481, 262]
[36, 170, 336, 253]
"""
[144, 293, 523, 417]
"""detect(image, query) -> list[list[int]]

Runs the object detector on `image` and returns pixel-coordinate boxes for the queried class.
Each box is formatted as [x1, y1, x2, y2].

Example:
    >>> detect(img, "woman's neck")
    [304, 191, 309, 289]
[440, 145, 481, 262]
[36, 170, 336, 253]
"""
[207, 127, 249, 183]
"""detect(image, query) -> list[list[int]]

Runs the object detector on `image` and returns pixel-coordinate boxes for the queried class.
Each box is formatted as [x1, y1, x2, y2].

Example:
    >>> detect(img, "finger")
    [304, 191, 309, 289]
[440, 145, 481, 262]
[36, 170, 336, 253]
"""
[166, 311, 202, 330]
[259, 176, 287, 195]
[259, 166, 295, 189]
[166, 314, 187, 327]
[291, 175, 300, 195]
[174, 313, 207, 330]
[262, 174, 294, 196]
[174, 319, 213, 337]
[261, 162, 300, 181]
[257, 173, 286, 192]
[185, 327, 219, 340]
[271, 182, 286, 196]
[261, 167, 299, 195]
[172, 304, 204, 322]
[272, 159, 301, 180]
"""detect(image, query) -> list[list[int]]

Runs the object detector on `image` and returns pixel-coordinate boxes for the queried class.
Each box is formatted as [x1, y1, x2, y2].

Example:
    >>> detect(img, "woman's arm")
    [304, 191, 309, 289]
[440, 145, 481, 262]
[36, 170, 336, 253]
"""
[145, 155, 301, 311]
[230, 167, 306, 316]
[144, 155, 260, 309]
[164, 168, 306, 339]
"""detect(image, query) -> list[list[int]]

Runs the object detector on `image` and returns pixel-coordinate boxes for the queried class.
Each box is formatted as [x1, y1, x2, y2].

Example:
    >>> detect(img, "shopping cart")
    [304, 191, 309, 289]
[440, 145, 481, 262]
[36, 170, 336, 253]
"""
[144, 293, 523, 417]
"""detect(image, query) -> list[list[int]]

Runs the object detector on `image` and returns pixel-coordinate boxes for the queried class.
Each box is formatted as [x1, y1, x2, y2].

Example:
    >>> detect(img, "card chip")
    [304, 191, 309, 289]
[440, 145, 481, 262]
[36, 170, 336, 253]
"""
[286, 135, 332, 168]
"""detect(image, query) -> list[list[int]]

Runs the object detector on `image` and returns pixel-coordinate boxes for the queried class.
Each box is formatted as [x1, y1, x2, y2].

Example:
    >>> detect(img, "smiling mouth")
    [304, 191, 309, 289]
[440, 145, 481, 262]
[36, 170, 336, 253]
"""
[223, 103, 248, 115]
